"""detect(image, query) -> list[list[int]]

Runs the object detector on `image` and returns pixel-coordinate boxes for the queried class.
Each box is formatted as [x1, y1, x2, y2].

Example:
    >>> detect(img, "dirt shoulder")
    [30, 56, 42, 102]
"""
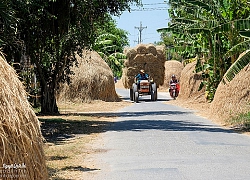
[40, 97, 133, 180]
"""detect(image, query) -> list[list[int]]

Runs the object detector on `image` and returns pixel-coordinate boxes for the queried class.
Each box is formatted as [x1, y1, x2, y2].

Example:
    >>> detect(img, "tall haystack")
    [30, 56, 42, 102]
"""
[178, 61, 206, 102]
[0, 54, 48, 179]
[210, 63, 250, 121]
[57, 50, 119, 103]
[122, 44, 166, 89]
[162, 60, 184, 89]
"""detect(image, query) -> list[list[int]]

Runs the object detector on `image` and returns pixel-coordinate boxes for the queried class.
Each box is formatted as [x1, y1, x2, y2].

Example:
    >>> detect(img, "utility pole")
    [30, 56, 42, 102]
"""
[135, 22, 147, 44]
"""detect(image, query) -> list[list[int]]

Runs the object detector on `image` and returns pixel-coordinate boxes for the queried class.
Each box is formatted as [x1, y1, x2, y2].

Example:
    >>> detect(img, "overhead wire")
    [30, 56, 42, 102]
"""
[128, 2, 169, 11]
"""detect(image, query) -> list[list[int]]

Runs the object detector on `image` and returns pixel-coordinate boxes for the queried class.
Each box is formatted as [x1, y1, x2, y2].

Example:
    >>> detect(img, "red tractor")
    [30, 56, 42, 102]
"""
[130, 80, 157, 103]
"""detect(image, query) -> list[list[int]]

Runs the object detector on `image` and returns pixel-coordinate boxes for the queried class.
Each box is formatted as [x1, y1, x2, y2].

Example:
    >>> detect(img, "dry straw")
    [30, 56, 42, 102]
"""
[57, 49, 119, 103]
[210, 61, 250, 121]
[122, 44, 166, 89]
[178, 61, 206, 102]
[0, 53, 48, 179]
[163, 60, 184, 89]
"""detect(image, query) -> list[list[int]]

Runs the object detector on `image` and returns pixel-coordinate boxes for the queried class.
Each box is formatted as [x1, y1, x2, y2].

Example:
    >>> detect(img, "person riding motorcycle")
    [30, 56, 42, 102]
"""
[134, 69, 149, 89]
[169, 74, 178, 85]
[169, 74, 180, 97]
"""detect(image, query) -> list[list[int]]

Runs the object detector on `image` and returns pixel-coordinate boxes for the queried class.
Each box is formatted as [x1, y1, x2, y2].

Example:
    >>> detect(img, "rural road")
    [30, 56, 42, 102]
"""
[83, 89, 250, 180]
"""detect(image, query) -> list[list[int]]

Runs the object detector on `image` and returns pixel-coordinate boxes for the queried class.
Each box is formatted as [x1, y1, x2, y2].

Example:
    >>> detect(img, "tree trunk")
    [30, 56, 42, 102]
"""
[35, 59, 59, 114]
[41, 83, 59, 114]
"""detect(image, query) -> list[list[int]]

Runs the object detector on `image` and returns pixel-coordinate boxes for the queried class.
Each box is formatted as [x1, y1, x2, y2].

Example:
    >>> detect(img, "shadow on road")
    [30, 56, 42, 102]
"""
[120, 97, 170, 102]
[62, 110, 189, 118]
[40, 110, 233, 144]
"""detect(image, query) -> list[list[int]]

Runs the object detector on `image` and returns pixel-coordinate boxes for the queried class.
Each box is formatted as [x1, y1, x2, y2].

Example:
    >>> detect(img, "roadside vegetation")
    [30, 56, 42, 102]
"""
[227, 112, 250, 131]
[158, 0, 250, 101]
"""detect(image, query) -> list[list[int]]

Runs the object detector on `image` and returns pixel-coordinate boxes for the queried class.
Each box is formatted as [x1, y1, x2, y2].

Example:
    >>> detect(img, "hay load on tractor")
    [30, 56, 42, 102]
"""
[122, 44, 166, 102]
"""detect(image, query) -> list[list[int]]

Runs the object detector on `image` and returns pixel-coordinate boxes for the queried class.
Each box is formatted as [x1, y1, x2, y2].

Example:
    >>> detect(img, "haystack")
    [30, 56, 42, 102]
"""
[57, 50, 119, 103]
[0, 53, 48, 179]
[122, 44, 166, 89]
[162, 60, 184, 89]
[178, 61, 206, 102]
[210, 62, 250, 121]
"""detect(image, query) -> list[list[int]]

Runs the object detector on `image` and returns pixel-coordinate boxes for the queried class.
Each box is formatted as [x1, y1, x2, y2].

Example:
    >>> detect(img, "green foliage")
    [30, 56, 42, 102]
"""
[93, 33, 127, 77]
[223, 50, 250, 82]
[1, 0, 141, 114]
[93, 15, 129, 77]
[159, 0, 250, 101]
[227, 111, 250, 131]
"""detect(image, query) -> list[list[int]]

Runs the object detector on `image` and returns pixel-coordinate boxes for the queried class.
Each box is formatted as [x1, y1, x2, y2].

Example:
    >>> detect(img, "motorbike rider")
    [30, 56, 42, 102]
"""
[169, 74, 180, 97]
[135, 69, 149, 89]
[169, 74, 178, 85]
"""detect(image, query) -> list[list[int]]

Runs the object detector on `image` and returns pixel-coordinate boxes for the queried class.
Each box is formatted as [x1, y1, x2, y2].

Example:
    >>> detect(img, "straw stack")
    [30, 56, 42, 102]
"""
[122, 44, 166, 89]
[163, 60, 184, 89]
[57, 50, 119, 103]
[210, 62, 250, 121]
[0, 53, 48, 179]
[178, 61, 206, 102]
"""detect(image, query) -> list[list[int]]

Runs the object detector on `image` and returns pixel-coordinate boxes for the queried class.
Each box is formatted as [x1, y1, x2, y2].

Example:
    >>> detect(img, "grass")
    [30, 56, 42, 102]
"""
[227, 111, 250, 131]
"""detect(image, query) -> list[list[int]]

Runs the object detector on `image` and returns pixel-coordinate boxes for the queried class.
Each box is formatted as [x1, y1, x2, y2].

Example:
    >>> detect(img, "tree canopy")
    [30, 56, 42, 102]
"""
[0, 0, 141, 114]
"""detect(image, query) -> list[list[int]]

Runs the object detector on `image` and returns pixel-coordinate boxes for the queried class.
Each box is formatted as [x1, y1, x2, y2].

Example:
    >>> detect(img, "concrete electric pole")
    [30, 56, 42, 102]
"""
[135, 22, 147, 44]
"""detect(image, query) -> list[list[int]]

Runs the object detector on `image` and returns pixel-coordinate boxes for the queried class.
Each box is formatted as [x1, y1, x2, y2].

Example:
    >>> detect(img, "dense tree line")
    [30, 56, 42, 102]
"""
[159, 0, 250, 101]
[0, 0, 140, 114]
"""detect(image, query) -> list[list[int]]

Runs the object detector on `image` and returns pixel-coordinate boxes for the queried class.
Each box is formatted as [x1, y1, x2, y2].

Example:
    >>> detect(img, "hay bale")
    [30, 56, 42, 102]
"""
[124, 48, 137, 61]
[122, 44, 166, 89]
[163, 60, 184, 88]
[210, 62, 250, 121]
[57, 50, 119, 103]
[136, 44, 147, 54]
[146, 44, 157, 56]
[0, 53, 48, 179]
[178, 61, 206, 102]
[156, 45, 165, 54]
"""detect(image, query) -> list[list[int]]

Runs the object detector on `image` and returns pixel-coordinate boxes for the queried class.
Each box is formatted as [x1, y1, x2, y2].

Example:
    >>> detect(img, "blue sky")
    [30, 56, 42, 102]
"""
[113, 0, 170, 47]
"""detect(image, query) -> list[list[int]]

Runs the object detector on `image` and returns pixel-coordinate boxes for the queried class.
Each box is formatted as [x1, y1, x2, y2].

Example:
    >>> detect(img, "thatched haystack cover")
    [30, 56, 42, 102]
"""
[163, 60, 184, 88]
[178, 61, 206, 102]
[210, 63, 250, 121]
[0, 54, 48, 179]
[122, 44, 166, 89]
[57, 50, 119, 103]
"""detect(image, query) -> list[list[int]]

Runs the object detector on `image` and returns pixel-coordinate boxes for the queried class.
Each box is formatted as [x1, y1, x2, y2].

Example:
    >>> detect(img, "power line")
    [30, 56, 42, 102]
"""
[143, 3, 168, 5]
[130, 8, 169, 11]
[135, 22, 147, 44]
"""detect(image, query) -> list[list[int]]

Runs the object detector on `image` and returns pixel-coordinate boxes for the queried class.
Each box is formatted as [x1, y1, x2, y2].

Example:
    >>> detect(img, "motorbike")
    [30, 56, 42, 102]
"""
[169, 83, 180, 100]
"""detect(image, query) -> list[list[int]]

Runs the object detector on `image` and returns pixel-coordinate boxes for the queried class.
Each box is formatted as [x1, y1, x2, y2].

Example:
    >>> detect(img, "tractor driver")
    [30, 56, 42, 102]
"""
[134, 69, 149, 89]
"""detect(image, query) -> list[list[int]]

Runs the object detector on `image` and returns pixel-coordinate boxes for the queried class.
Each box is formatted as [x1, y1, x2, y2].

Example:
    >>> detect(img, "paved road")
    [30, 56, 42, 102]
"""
[83, 89, 250, 180]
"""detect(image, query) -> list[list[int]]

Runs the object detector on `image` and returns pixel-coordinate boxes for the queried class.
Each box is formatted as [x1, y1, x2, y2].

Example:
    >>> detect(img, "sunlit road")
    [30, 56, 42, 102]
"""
[83, 89, 250, 180]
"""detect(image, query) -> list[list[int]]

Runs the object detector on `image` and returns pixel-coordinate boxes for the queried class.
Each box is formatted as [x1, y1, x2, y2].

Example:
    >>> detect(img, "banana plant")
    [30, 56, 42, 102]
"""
[93, 33, 126, 77]
[159, 0, 250, 101]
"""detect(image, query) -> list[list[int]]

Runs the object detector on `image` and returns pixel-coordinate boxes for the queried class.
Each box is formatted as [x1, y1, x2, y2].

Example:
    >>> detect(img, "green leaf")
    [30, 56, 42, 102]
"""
[239, 31, 250, 38]
[213, 19, 250, 33]
[224, 40, 250, 59]
[223, 50, 250, 82]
